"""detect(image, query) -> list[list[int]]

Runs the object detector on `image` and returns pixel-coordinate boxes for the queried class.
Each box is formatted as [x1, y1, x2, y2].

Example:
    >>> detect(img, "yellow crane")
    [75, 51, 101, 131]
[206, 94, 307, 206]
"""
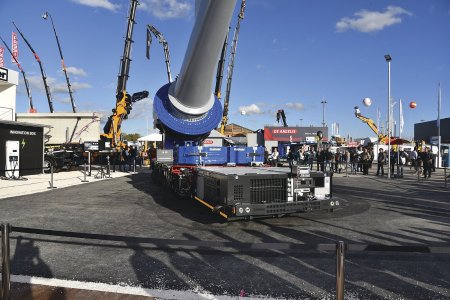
[219, 0, 246, 135]
[100, 0, 148, 150]
[354, 106, 388, 143]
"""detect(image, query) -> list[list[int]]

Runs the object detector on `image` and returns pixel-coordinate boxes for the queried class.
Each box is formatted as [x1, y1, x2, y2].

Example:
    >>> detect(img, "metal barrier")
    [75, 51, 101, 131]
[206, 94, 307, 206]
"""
[336, 241, 345, 300]
[445, 167, 448, 188]
[0, 162, 130, 186]
[1, 224, 11, 300]
[2, 223, 450, 299]
[0, 223, 346, 299]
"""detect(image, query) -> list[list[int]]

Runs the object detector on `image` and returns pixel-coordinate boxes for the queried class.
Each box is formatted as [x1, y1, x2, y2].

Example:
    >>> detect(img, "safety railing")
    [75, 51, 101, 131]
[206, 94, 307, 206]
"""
[0, 164, 93, 189]
[333, 161, 450, 187]
[1, 223, 449, 300]
[0, 157, 144, 190]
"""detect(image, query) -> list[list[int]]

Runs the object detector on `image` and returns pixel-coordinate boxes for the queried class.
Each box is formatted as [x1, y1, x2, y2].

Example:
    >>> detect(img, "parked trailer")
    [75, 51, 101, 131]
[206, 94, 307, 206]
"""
[152, 161, 338, 220]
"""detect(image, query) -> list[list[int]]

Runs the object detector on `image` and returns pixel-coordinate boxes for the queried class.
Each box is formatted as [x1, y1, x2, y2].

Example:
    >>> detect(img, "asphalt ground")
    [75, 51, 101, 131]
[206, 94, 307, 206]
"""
[0, 165, 449, 299]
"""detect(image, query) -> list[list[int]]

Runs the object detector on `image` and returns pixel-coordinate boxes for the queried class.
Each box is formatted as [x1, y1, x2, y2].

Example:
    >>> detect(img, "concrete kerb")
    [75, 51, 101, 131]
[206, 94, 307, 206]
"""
[0, 167, 136, 200]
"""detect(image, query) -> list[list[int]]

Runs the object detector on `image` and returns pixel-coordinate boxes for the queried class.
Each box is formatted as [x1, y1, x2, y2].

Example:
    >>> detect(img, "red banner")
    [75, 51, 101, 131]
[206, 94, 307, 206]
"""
[0, 47, 4, 67]
[12, 32, 18, 63]
[264, 126, 329, 143]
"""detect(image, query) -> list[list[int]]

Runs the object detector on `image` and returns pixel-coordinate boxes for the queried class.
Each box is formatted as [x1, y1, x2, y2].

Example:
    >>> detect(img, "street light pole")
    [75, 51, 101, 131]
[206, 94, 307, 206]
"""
[43, 11, 77, 113]
[321, 99, 327, 127]
[299, 118, 303, 126]
[385, 54, 392, 179]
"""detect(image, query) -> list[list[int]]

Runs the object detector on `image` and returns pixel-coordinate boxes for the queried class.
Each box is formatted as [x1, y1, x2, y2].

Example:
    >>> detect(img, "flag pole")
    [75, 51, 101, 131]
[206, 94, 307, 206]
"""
[438, 83, 441, 168]
[397, 99, 401, 176]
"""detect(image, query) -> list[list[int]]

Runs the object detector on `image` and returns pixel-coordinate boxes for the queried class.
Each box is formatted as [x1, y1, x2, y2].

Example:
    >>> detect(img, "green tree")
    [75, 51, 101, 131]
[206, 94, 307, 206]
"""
[122, 133, 141, 142]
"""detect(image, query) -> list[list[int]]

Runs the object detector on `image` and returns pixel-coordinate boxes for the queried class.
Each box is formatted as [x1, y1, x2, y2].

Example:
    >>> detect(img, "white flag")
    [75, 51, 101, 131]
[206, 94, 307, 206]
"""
[399, 99, 404, 135]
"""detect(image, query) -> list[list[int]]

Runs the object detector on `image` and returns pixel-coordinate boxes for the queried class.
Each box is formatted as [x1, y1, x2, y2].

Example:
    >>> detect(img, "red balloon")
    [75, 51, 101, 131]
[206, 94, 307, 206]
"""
[409, 101, 417, 109]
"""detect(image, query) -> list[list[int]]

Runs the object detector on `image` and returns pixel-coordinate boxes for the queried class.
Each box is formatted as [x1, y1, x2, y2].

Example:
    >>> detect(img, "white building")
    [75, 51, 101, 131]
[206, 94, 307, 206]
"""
[16, 112, 102, 145]
[0, 67, 18, 121]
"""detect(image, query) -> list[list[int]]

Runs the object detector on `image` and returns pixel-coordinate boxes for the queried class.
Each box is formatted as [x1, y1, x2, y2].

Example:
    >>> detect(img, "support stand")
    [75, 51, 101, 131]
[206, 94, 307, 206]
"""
[81, 162, 89, 182]
[48, 165, 57, 189]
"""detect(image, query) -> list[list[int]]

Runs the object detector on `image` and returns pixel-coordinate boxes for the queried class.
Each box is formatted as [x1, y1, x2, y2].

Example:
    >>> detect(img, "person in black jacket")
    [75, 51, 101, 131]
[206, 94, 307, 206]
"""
[361, 148, 371, 175]
[376, 148, 385, 176]
[423, 147, 433, 178]
[287, 149, 295, 172]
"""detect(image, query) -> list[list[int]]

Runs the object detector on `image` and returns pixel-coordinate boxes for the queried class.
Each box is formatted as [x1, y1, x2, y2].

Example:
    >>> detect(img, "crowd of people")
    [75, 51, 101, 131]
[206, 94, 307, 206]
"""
[264, 145, 438, 178]
[119, 145, 141, 172]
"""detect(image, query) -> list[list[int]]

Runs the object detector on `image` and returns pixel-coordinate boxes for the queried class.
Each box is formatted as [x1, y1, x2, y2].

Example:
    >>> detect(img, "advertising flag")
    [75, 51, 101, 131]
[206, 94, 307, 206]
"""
[0, 47, 4, 67]
[399, 99, 404, 135]
[12, 31, 18, 63]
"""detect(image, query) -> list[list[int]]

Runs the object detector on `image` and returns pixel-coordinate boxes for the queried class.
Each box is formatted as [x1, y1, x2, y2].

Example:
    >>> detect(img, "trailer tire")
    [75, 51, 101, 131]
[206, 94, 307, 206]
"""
[43, 157, 57, 173]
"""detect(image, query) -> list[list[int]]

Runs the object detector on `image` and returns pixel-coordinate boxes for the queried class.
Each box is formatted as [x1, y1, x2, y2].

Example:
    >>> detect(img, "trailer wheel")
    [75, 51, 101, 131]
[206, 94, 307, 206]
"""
[43, 157, 56, 173]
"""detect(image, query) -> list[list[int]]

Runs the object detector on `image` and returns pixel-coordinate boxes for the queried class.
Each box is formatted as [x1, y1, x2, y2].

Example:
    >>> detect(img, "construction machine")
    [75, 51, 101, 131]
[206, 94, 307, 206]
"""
[219, 0, 246, 135]
[214, 27, 230, 102]
[149, 0, 337, 220]
[12, 22, 54, 113]
[354, 106, 387, 143]
[100, 0, 149, 150]
[276, 109, 288, 127]
[146, 25, 172, 83]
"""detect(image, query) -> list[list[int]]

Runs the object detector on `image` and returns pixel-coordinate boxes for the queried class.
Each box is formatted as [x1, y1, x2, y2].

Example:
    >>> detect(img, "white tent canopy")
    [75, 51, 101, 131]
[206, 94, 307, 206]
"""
[138, 133, 163, 142]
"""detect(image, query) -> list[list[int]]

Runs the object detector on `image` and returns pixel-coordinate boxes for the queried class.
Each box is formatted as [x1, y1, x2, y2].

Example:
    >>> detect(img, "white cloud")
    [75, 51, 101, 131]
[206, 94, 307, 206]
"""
[27, 75, 91, 94]
[285, 102, 304, 111]
[238, 104, 264, 115]
[336, 6, 412, 33]
[51, 82, 91, 94]
[65, 66, 87, 76]
[54, 97, 72, 104]
[27, 75, 53, 92]
[140, 0, 191, 19]
[256, 64, 266, 70]
[71, 0, 120, 11]
[127, 97, 154, 119]
[71, 82, 92, 91]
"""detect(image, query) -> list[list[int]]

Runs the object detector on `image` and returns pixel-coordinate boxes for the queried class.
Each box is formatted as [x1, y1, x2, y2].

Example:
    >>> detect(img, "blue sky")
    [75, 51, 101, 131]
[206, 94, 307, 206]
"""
[0, 0, 449, 140]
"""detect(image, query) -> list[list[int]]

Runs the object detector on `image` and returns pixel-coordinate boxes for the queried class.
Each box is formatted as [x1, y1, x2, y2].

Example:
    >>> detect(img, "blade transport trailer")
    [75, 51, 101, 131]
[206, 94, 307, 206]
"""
[153, 162, 337, 221]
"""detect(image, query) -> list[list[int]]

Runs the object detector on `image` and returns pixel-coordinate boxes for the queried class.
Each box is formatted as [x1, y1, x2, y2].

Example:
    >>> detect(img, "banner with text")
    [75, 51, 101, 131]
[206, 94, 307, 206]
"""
[264, 126, 328, 143]
[12, 31, 18, 63]
[0, 47, 4, 67]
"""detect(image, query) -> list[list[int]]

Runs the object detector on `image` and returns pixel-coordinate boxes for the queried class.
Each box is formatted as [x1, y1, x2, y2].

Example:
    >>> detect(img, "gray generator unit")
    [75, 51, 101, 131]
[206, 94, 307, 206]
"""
[195, 166, 337, 219]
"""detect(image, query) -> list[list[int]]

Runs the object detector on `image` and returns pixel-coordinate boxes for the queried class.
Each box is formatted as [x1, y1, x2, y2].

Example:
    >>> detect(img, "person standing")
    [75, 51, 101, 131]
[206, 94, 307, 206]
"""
[398, 150, 406, 177]
[121, 146, 130, 172]
[409, 147, 418, 173]
[361, 148, 371, 175]
[287, 148, 295, 172]
[423, 147, 433, 178]
[308, 149, 315, 170]
[334, 149, 342, 173]
[376, 148, 385, 176]
[356, 146, 363, 173]
[390, 148, 396, 176]
[128, 145, 138, 171]
[317, 149, 325, 171]
[269, 148, 279, 167]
